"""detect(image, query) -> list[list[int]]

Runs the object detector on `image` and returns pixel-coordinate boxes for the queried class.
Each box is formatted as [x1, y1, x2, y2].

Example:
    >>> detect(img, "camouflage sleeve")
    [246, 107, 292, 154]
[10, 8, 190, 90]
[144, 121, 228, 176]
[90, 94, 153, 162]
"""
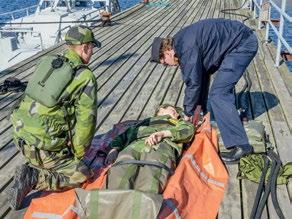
[71, 69, 97, 159]
[169, 120, 195, 143]
[109, 126, 139, 151]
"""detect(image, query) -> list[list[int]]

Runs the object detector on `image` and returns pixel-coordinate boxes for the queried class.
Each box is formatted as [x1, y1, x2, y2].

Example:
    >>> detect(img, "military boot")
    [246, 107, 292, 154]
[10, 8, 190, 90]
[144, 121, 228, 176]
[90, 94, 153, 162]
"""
[8, 164, 38, 210]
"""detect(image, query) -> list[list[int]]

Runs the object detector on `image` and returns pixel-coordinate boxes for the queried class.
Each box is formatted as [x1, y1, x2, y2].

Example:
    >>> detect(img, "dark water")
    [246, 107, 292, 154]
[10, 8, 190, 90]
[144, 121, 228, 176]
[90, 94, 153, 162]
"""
[268, 0, 292, 71]
[0, 0, 291, 71]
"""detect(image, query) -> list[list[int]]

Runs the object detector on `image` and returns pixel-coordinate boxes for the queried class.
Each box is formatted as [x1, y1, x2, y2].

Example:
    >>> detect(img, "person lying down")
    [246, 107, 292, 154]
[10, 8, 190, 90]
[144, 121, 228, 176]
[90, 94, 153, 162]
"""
[104, 104, 195, 193]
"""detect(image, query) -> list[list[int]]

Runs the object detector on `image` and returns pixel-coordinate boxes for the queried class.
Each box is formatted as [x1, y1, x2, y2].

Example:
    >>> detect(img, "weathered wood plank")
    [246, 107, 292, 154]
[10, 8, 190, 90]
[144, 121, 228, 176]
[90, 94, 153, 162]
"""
[217, 1, 244, 218]
[253, 50, 292, 219]
[240, 62, 269, 219]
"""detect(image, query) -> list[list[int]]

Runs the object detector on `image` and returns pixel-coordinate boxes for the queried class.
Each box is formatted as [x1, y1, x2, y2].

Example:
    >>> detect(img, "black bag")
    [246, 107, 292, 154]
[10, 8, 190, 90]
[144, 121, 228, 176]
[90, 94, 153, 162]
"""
[0, 77, 27, 95]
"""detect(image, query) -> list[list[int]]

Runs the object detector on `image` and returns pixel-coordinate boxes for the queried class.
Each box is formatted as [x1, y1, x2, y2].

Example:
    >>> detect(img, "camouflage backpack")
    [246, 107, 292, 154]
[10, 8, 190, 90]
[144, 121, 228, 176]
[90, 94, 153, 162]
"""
[25, 54, 87, 107]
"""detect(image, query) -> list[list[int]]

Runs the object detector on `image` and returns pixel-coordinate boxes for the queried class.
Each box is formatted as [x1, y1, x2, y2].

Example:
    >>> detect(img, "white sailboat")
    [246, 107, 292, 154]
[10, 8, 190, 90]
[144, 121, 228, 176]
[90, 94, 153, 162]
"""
[0, 0, 120, 72]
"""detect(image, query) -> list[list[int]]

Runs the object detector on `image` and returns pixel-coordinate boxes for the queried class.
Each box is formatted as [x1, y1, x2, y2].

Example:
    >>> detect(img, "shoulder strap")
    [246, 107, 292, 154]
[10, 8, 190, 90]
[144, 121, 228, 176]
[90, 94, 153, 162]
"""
[73, 64, 90, 76]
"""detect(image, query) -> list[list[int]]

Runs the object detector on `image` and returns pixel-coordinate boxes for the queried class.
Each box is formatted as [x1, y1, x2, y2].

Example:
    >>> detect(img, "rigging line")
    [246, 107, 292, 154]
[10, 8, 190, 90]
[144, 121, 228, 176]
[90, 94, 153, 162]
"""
[220, 0, 250, 23]
[0, 19, 102, 26]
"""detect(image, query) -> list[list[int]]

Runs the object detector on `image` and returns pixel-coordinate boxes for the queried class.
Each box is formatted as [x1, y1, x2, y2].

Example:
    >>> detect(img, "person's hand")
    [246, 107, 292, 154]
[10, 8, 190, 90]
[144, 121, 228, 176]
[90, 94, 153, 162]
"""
[184, 105, 202, 126]
[192, 105, 202, 126]
[145, 131, 171, 146]
[104, 148, 119, 165]
[184, 115, 193, 122]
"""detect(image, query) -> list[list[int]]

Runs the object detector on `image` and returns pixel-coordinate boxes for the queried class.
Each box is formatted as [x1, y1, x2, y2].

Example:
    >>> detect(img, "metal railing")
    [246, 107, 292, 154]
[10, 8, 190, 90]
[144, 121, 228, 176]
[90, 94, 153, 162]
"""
[54, 6, 105, 44]
[250, 0, 292, 66]
[0, 28, 44, 50]
[0, 5, 38, 21]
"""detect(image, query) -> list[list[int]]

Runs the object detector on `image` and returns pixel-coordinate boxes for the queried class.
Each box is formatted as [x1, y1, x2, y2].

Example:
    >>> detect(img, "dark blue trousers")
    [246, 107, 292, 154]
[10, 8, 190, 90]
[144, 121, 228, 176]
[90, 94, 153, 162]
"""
[209, 33, 258, 149]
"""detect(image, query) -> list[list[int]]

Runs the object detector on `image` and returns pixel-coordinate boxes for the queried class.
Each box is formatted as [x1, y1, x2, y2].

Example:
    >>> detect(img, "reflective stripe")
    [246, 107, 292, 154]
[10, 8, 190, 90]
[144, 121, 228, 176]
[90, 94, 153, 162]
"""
[183, 153, 225, 188]
[164, 199, 182, 219]
[32, 204, 78, 219]
[63, 204, 79, 216]
[32, 212, 61, 219]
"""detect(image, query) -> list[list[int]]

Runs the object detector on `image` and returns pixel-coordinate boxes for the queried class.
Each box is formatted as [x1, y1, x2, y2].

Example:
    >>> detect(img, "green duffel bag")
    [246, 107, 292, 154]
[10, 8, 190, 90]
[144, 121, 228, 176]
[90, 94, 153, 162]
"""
[216, 120, 266, 152]
[74, 189, 163, 219]
[244, 120, 266, 152]
[238, 153, 292, 185]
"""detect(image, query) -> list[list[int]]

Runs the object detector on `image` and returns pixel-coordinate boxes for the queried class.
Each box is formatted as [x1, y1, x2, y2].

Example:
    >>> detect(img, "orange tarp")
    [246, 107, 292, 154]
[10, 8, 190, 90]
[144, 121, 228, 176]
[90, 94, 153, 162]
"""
[24, 115, 228, 219]
[24, 169, 108, 219]
[160, 115, 229, 219]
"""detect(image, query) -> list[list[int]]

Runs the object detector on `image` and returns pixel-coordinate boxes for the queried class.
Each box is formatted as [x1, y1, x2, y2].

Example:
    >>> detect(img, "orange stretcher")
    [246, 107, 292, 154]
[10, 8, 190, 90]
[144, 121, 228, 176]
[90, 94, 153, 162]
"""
[24, 115, 228, 219]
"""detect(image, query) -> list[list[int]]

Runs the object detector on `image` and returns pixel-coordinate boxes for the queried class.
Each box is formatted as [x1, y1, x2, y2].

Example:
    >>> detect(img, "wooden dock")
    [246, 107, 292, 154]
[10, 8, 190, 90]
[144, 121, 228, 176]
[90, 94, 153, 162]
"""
[0, 0, 291, 218]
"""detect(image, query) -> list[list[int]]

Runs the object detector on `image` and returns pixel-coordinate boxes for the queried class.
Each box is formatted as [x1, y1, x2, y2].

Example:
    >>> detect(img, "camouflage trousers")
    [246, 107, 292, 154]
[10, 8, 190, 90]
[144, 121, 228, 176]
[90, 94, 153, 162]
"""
[16, 138, 93, 191]
[106, 143, 177, 193]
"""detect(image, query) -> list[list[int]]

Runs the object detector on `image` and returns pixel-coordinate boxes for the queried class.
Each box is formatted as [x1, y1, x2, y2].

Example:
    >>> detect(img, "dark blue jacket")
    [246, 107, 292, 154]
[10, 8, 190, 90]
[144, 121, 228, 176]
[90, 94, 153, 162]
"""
[173, 18, 253, 116]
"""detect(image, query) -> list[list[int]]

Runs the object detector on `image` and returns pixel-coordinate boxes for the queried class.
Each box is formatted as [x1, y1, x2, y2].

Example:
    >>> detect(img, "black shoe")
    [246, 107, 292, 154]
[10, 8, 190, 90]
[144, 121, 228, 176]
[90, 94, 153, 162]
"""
[8, 164, 38, 210]
[220, 146, 254, 164]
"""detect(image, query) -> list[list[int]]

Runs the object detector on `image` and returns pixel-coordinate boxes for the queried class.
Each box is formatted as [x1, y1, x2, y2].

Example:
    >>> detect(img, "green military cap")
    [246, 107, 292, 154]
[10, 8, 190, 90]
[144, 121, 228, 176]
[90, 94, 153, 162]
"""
[65, 25, 101, 47]
[155, 103, 183, 116]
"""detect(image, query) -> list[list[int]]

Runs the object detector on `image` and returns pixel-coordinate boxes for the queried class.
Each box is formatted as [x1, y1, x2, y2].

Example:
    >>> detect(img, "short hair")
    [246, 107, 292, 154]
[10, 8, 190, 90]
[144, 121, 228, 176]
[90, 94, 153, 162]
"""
[154, 103, 182, 116]
[159, 37, 174, 60]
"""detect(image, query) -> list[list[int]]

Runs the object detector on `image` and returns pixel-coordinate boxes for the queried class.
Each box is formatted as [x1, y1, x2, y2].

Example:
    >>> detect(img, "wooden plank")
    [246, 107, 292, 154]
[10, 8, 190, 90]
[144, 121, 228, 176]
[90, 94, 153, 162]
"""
[245, 11, 292, 217]
[95, 0, 196, 132]
[240, 62, 269, 219]
[0, 182, 13, 218]
[219, 165, 242, 219]
[256, 34, 292, 132]
[0, 151, 24, 191]
[0, 154, 25, 217]
[253, 51, 292, 219]
[218, 0, 244, 218]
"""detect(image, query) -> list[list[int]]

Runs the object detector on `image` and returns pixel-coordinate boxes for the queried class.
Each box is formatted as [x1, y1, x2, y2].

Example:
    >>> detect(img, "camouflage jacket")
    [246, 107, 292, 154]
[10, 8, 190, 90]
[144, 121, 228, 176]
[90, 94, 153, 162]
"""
[109, 115, 195, 154]
[11, 49, 97, 159]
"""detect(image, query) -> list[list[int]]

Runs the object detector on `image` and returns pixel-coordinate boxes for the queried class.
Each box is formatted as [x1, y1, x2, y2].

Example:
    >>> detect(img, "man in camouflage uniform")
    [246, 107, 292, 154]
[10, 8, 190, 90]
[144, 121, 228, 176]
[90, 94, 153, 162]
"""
[105, 104, 195, 193]
[9, 25, 100, 210]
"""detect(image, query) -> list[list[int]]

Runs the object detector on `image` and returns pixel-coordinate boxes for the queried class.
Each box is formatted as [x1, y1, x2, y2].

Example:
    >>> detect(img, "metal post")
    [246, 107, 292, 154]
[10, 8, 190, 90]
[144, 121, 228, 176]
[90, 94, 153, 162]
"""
[265, 3, 271, 42]
[39, 33, 44, 50]
[275, 0, 287, 66]
[253, 0, 257, 19]
[105, 0, 111, 12]
[258, 0, 263, 29]
[36, 0, 44, 14]
[250, 0, 253, 11]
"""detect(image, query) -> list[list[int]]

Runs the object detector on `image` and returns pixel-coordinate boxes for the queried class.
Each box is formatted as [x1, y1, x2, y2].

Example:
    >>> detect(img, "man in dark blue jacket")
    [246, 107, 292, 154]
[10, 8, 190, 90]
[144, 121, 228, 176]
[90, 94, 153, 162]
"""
[150, 18, 258, 163]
